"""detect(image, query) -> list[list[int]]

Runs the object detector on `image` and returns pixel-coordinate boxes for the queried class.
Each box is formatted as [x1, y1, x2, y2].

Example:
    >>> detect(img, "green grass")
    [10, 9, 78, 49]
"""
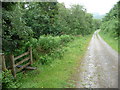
[99, 31, 119, 53]
[17, 35, 92, 88]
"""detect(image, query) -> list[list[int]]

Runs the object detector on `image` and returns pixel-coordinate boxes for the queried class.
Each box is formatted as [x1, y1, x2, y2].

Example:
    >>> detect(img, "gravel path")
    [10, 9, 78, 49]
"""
[76, 30, 118, 88]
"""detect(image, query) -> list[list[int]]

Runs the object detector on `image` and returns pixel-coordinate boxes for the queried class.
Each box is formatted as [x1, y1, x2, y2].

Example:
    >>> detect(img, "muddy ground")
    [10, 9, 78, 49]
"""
[76, 30, 118, 88]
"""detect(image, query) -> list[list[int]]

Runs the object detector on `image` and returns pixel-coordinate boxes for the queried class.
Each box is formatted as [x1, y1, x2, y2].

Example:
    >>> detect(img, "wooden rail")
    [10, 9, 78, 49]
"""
[14, 51, 29, 61]
[15, 57, 30, 67]
[10, 47, 33, 78]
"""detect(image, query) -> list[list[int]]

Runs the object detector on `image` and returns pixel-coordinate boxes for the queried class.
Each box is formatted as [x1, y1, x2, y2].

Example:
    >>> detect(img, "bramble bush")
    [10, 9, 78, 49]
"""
[37, 36, 61, 53]
[60, 35, 74, 45]
[37, 35, 73, 52]
[27, 35, 74, 64]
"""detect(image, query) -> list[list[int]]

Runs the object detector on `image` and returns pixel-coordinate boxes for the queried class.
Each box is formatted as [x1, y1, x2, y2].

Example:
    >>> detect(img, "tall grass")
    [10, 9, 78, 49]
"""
[99, 31, 119, 53]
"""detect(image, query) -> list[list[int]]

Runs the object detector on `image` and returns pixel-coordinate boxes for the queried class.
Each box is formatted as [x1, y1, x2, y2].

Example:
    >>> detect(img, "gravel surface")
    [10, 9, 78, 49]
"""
[76, 30, 118, 88]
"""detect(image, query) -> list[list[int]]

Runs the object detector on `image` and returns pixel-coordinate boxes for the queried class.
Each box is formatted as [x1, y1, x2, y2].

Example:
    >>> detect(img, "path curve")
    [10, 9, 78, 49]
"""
[76, 30, 118, 88]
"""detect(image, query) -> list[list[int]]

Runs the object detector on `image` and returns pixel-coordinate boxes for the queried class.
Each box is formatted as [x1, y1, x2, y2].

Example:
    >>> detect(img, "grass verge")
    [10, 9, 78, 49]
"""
[99, 31, 119, 53]
[17, 35, 92, 88]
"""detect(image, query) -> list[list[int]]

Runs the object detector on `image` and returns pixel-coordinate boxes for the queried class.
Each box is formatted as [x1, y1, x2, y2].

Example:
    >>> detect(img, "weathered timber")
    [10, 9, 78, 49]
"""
[16, 65, 37, 70]
[10, 54, 16, 78]
[17, 62, 30, 72]
[2, 54, 7, 71]
[15, 57, 30, 67]
[14, 51, 29, 61]
[5, 47, 34, 78]
[29, 47, 33, 64]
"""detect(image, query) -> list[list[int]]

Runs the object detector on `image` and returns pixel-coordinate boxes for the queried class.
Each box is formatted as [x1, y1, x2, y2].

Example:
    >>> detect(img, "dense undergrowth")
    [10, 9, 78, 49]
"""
[9, 35, 91, 88]
[2, 1, 100, 88]
[2, 35, 74, 88]
[27, 35, 74, 65]
[100, 1, 119, 53]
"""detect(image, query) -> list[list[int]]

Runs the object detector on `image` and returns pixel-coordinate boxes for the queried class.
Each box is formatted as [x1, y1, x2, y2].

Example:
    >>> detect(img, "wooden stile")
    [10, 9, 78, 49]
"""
[2, 47, 34, 78]
[10, 47, 33, 78]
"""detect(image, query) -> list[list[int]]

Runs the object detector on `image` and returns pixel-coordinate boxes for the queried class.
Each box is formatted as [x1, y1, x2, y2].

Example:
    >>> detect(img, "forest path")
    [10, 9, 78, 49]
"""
[76, 30, 118, 88]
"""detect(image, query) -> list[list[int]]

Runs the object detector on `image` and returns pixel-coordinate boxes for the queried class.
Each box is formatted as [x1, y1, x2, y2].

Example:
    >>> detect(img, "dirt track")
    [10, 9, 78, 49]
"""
[76, 30, 118, 88]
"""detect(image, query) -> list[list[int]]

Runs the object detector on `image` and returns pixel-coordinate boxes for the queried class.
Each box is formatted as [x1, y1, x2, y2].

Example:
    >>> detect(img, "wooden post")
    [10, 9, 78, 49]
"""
[2, 54, 7, 71]
[29, 47, 33, 64]
[10, 54, 16, 78]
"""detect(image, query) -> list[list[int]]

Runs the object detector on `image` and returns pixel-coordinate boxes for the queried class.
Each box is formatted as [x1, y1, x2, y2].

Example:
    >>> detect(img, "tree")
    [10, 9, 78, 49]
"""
[2, 2, 33, 54]
[101, 1, 119, 38]
[24, 2, 58, 38]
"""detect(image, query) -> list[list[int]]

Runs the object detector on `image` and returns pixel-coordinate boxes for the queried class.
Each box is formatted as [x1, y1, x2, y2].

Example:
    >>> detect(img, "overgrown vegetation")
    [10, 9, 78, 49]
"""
[2, 1, 100, 88]
[2, 70, 21, 88]
[15, 35, 92, 88]
[2, 2, 99, 55]
[29, 35, 74, 65]
[99, 32, 119, 53]
[100, 1, 119, 52]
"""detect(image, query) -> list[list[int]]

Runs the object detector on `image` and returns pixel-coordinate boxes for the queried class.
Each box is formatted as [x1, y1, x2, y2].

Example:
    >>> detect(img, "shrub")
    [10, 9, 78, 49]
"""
[39, 55, 52, 65]
[26, 35, 73, 65]
[60, 35, 73, 45]
[25, 38, 38, 48]
[2, 70, 20, 88]
[37, 35, 61, 53]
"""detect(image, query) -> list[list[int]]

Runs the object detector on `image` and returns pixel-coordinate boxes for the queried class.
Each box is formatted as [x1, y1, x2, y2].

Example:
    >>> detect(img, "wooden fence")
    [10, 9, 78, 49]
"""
[2, 47, 33, 78]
